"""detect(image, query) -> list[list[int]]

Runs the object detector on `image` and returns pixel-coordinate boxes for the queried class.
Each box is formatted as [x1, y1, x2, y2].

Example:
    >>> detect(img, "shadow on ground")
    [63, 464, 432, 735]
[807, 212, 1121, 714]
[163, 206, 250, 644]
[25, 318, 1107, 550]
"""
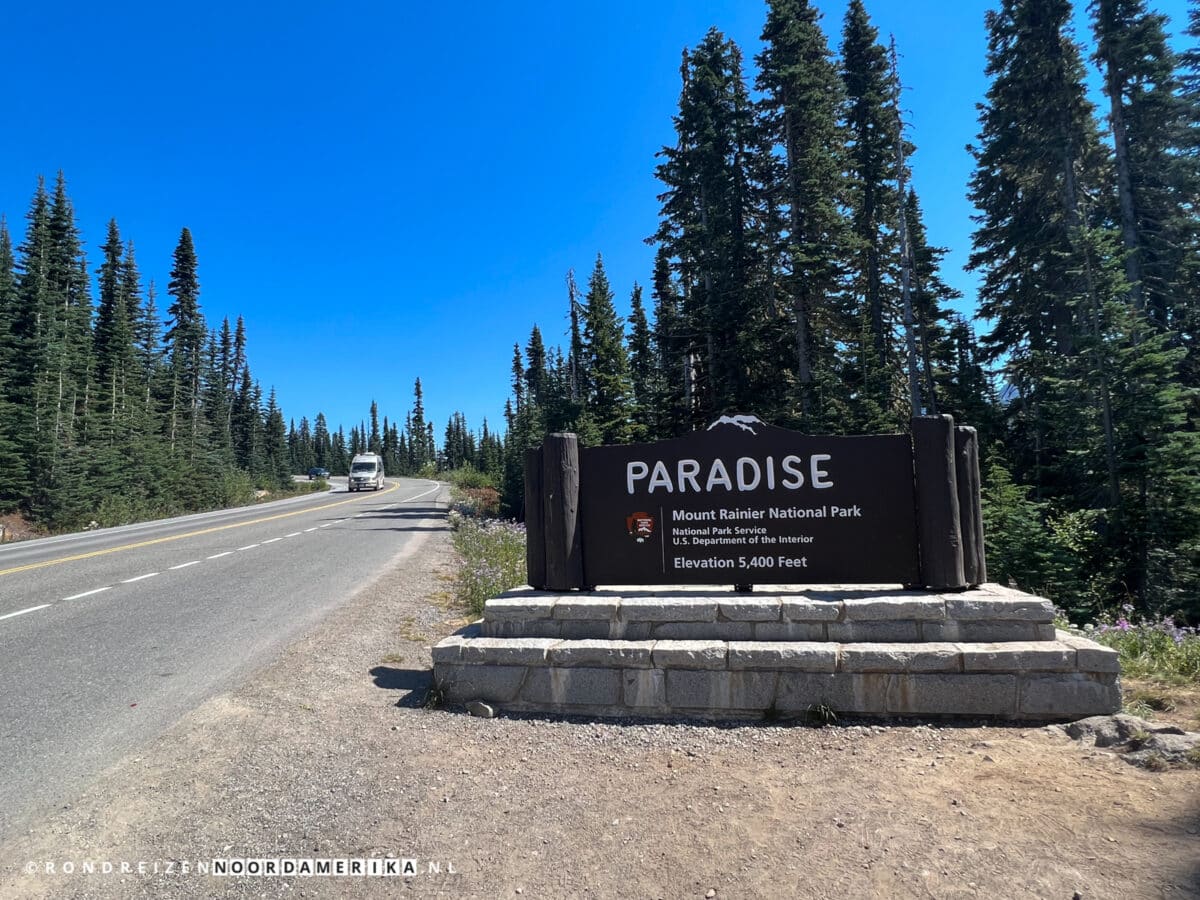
[369, 665, 434, 708]
[349, 506, 449, 532]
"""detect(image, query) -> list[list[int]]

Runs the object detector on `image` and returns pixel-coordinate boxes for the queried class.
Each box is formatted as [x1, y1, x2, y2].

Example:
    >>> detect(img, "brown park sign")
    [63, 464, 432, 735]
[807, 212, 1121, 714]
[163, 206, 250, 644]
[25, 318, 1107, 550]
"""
[523, 415, 986, 591]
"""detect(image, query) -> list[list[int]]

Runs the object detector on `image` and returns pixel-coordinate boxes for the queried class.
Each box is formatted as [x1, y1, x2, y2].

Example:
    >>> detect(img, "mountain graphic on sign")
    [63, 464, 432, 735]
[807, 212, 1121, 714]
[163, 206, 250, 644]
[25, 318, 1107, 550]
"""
[707, 414, 764, 435]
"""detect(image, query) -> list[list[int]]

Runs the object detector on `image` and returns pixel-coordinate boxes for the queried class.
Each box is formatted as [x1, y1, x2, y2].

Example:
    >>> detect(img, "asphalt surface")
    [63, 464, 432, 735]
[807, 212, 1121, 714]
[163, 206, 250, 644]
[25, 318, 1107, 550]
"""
[0, 477, 448, 842]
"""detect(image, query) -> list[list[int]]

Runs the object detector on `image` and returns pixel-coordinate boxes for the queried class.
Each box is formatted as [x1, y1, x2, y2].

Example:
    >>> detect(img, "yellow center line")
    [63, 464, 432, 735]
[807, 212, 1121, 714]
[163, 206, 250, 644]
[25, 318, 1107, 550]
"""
[0, 482, 401, 578]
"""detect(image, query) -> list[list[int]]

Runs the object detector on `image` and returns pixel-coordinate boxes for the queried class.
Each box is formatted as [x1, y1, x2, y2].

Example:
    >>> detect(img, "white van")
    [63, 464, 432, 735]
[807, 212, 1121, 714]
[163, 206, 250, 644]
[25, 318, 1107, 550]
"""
[348, 453, 385, 491]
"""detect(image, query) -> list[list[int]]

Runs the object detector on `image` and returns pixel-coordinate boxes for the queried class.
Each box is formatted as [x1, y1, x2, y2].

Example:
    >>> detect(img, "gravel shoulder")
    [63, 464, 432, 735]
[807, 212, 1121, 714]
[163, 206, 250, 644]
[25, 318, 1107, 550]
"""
[1, 509, 1197, 899]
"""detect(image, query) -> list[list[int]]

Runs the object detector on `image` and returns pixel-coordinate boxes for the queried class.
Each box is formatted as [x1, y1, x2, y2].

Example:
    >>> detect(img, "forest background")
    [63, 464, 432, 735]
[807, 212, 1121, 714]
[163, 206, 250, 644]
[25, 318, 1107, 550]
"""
[0, 0, 1197, 625]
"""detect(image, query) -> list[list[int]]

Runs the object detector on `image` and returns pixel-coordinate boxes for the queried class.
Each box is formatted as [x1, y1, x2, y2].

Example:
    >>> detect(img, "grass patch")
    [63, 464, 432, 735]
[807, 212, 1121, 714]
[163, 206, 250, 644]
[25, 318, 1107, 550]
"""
[1123, 696, 1171, 715]
[400, 622, 428, 643]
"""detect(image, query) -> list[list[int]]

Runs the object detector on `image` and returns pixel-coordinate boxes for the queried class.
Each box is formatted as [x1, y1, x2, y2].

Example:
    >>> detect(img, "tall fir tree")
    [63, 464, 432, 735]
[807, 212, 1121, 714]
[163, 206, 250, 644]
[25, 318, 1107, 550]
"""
[839, 0, 907, 430]
[405, 378, 431, 471]
[581, 254, 633, 444]
[93, 220, 136, 442]
[0, 219, 25, 507]
[1091, 0, 1197, 330]
[653, 29, 765, 427]
[165, 228, 206, 455]
[755, 0, 851, 428]
[968, 0, 1108, 496]
[262, 388, 291, 488]
[626, 283, 655, 440]
[902, 188, 962, 419]
[369, 400, 382, 452]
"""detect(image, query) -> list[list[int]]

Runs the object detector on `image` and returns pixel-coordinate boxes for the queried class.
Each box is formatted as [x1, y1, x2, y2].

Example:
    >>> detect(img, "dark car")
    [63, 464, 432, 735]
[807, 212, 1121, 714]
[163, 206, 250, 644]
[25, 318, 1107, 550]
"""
[307, 467, 330, 480]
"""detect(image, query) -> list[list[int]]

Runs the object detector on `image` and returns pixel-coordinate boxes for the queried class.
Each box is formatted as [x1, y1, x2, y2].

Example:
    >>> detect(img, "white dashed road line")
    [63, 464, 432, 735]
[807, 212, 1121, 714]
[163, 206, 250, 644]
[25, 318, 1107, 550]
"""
[0, 604, 51, 621]
[122, 572, 159, 583]
[3, 490, 409, 626]
[64, 587, 111, 601]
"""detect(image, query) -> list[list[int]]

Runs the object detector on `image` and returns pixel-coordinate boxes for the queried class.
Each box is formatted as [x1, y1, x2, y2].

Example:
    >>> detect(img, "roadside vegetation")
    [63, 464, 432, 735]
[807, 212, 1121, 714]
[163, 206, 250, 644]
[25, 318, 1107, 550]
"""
[1059, 606, 1200, 726]
[444, 468, 525, 617]
[1086, 609, 1200, 685]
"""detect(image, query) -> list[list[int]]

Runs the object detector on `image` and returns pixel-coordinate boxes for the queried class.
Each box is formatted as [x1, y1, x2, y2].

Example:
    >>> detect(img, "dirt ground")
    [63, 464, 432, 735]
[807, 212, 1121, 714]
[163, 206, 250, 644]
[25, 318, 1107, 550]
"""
[1, 520, 1197, 900]
[0, 511, 43, 544]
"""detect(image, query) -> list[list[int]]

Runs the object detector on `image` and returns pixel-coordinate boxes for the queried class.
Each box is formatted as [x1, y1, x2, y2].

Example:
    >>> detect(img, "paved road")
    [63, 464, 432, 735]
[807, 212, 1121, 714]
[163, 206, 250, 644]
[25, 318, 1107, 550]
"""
[0, 477, 448, 842]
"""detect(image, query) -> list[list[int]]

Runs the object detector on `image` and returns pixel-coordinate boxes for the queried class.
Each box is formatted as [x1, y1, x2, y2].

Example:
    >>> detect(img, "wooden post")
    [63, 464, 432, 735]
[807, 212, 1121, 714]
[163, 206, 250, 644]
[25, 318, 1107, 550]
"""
[912, 415, 966, 590]
[542, 433, 584, 591]
[524, 446, 546, 589]
[954, 426, 987, 587]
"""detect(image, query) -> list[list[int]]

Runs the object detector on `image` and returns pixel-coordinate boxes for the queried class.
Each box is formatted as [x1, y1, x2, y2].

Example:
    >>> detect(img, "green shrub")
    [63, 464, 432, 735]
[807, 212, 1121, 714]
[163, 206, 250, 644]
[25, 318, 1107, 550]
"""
[444, 466, 497, 490]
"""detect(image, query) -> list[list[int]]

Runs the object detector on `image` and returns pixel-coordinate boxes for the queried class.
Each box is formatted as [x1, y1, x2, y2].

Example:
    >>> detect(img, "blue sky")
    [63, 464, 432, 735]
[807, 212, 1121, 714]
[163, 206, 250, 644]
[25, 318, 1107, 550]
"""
[0, 0, 1192, 442]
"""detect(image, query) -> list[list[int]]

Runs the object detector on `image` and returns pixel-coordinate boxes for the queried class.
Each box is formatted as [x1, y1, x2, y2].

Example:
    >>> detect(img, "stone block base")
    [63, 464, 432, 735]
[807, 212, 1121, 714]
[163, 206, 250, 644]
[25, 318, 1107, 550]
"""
[435, 586, 1119, 721]
[432, 629, 1121, 721]
[481, 583, 1057, 643]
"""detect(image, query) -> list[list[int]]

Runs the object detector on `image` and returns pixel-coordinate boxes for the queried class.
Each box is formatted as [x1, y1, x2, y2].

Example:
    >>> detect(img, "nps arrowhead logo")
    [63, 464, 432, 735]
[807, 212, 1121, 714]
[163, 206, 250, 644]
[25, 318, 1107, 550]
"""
[625, 511, 655, 543]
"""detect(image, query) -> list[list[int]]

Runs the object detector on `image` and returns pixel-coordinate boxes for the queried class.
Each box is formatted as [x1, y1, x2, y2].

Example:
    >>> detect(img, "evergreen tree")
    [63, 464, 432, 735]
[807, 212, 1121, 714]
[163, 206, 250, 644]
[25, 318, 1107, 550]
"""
[649, 245, 689, 435]
[1177, 1, 1200, 403]
[46, 172, 92, 420]
[134, 277, 163, 428]
[12, 177, 51, 476]
[1091, 0, 1196, 330]
[653, 29, 765, 427]
[262, 388, 291, 488]
[405, 378, 431, 470]
[164, 228, 206, 455]
[839, 0, 907, 429]
[755, 0, 851, 428]
[231, 364, 261, 472]
[369, 400, 382, 452]
[478, 418, 504, 485]
[94, 221, 138, 445]
[42, 174, 91, 471]
[134, 277, 161, 379]
[902, 188, 961, 417]
[626, 283, 655, 440]
[331, 427, 349, 474]
[968, 0, 1108, 496]
[202, 329, 232, 459]
[940, 314, 997, 443]
[566, 270, 585, 404]
[510, 343, 526, 414]
[0, 219, 25, 507]
[1065, 224, 1200, 615]
[524, 325, 548, 407]
[314, 412, 331, 468]
[581, 254, 633, 444]
[294, 416, 316, 473]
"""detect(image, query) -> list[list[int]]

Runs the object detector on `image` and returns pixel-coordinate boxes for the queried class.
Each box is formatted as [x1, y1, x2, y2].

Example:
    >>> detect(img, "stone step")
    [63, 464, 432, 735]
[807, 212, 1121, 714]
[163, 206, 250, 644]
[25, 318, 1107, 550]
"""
[432, 630, 1119, 721]
[481, 583, 1057, 644]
